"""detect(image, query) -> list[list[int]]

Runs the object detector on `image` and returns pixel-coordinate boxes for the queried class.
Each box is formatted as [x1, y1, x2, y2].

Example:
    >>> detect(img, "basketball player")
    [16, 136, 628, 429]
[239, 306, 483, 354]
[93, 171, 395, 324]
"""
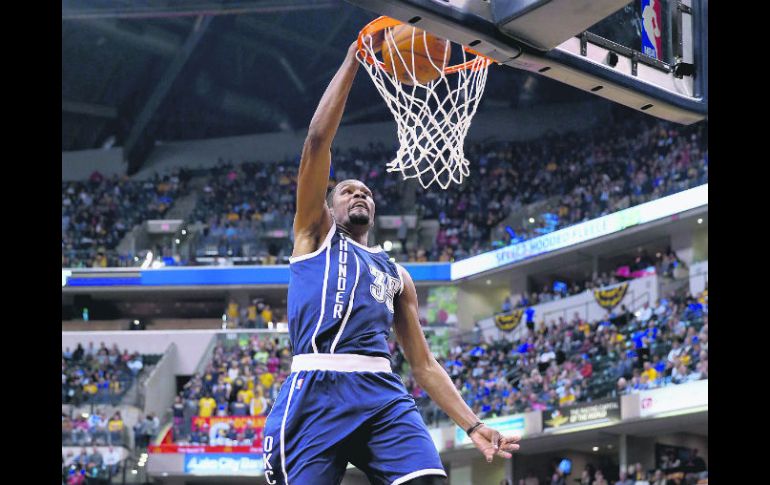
[262, 41, 520, 485]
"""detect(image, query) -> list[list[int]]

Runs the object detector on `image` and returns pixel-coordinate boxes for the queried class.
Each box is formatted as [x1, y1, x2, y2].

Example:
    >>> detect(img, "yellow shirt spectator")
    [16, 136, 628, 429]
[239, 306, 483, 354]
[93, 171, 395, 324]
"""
[641, 367, 658, 382]
[259, 373, 275, 389]
[237, 388, 254, 405]
[227, 302, 239, 320]
[261, 308, 273, 323]
[559, 393, 576, 407]
[247, 305, 257, 321]
[198, 397, 217, 417]
[83, 383, 98, 395]
[108, 419, 123, 432]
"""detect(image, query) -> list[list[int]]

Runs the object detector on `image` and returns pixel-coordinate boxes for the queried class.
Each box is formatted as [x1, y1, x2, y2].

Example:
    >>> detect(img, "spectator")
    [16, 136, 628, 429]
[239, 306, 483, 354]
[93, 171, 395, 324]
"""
[103, 446, 121, 479]
[107, 412, 123, 445]
[198, 393, 217, 418]
[231, 394, 249, 416]
[593, 470, 608, 485]
[615, 470, 634, 485]
[650, 469, 667, 485]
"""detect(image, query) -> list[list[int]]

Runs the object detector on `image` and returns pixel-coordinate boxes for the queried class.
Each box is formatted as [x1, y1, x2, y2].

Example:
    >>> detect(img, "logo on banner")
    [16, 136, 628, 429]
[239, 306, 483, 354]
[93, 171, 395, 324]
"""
[593, 283, 629, 311]
[544, 410, 569, 428]
[184, 453, 264, 476]
[495, 309, 524, 331]
[641, 0, 663, 59]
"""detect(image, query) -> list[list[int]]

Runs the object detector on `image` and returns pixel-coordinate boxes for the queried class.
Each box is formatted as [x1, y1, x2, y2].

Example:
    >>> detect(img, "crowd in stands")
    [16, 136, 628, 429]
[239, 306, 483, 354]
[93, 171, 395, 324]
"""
[62, 168, 191, 268]
[170, 335, 291, 445]
[501, 248, 686, 312]
[427, 116, 707, 262]
[532, 458, 708, 485]
[62, 445, 123, 485]
[63, 409, 128, 447]
[62, 113, 706, 268]
[224, 299, 284, 329]
[62, 342, 146, 406]
[397, 288, 707, 427]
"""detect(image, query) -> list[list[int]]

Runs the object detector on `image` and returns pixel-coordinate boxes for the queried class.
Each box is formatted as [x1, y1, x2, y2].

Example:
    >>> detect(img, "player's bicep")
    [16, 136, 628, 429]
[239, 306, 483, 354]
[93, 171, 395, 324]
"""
[294, 140, 333, 235]
[393, 266, 433, 372]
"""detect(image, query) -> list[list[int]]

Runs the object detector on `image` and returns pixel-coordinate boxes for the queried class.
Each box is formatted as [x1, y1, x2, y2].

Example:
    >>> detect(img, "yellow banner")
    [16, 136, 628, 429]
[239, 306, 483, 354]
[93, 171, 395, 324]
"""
[593, 282, 629, 311]
[495, 309, 523, 332]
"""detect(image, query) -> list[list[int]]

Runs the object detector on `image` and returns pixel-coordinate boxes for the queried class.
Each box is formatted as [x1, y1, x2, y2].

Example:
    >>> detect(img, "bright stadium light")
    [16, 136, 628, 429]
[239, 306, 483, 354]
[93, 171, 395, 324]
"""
[174, 239, 181, 244]
[592, 446, 599, 452]
[383, 240, 393, 251]
[528, 217, 535, 224]
[181, 229, 187, 235]
[697, 218, 703, 224]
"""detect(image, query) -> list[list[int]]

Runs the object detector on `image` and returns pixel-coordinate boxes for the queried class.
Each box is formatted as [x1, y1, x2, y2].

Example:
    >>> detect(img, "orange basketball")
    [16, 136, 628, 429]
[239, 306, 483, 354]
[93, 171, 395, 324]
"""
[381, 25, 451, 85]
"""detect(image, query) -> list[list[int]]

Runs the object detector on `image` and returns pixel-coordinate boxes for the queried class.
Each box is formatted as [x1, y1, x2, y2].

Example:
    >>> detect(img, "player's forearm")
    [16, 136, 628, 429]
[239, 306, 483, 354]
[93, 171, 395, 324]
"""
[306, 46, 359, 149]
[412, 359, 479, 430]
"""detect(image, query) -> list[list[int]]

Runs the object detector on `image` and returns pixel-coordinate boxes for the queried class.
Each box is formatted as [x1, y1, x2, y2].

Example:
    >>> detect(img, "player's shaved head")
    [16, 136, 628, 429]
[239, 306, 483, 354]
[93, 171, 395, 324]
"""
[328, 179, 375, 232]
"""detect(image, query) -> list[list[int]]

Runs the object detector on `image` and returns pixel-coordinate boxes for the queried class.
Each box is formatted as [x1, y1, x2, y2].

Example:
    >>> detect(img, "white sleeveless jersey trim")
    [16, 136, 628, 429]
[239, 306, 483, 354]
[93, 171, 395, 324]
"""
[394, 263, 405, 296]
[330, 252, 361, 354]
[289, 221, 337, 264]
[345, 236, 383, 254]
[280, 372, 301, 485]
[309, 245, 331, 354]
[291, 353, 392, 373]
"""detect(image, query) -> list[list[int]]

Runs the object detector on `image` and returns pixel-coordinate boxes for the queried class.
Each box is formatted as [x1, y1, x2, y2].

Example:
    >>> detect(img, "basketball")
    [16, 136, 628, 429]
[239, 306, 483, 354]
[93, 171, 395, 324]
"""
[381, 25, 450, 85]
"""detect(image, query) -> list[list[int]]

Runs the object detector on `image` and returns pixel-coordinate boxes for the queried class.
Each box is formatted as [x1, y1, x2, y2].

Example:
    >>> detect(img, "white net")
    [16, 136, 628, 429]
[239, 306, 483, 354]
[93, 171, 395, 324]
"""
[357, 24, 491, 190]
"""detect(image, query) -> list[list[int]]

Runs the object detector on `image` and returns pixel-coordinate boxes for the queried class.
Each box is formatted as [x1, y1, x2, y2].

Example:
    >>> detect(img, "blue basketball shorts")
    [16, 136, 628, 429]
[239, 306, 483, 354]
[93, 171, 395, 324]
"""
[262, 354, 446, 485]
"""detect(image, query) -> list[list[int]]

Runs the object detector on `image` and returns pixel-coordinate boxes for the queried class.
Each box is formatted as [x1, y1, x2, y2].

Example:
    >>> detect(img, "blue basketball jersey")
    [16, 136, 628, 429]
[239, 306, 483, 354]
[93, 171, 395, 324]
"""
[287, 222, 402, 357]
[264, 222, 446, 485]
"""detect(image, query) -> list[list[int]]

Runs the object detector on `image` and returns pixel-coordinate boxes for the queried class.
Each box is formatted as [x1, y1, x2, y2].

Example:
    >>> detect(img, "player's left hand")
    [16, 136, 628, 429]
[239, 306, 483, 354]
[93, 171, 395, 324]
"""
[469, 425, 521, 463]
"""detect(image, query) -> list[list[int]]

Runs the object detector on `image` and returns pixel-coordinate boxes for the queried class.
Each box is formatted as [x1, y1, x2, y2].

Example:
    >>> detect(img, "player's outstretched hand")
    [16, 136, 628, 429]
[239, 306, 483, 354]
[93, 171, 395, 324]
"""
[469, 425, 521, 463]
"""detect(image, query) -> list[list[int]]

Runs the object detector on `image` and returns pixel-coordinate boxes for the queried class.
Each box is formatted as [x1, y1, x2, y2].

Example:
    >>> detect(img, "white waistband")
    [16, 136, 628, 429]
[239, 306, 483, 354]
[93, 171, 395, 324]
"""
[291, 353, 392, 373]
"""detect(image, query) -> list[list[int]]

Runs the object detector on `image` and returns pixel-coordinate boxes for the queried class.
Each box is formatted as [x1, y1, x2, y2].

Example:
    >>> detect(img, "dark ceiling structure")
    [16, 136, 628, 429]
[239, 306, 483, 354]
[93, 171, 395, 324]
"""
[62, 0, 596, 174]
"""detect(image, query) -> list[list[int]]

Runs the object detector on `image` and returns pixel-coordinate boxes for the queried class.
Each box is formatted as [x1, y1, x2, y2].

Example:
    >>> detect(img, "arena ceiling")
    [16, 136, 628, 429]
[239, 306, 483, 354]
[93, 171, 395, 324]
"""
[62, 0, 596, 172]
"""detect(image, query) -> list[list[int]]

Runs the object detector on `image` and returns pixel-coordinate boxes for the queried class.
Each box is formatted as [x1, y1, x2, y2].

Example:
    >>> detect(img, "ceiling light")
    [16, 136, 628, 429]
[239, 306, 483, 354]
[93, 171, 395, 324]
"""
[383, 240, 393, 251]
[592, 446, 599, 452]
[528, 217, 535, 224]
[697, 218, 703, 224]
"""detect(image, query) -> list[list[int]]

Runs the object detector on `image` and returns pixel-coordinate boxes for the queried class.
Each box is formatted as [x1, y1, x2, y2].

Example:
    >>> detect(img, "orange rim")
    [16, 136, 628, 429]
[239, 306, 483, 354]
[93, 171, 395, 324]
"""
[357, 16, 493, 75]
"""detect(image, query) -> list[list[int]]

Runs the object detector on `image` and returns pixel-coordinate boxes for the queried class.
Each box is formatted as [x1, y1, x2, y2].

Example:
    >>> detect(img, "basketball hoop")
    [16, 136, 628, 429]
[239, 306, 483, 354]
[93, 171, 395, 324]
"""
[357, 16, 493, 190]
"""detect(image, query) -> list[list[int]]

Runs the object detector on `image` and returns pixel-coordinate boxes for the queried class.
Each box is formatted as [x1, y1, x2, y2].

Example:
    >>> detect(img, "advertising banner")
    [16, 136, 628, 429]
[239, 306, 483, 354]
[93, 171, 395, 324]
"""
[184, 453, 264, 476]
[543, 398, 620, 431]
[639, 380, 708, 417]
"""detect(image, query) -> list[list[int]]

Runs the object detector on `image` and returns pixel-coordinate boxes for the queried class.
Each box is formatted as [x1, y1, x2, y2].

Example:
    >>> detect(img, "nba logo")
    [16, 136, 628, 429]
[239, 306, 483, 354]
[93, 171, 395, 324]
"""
[296, 378, 304, 390]
[641, 0, 662, 59]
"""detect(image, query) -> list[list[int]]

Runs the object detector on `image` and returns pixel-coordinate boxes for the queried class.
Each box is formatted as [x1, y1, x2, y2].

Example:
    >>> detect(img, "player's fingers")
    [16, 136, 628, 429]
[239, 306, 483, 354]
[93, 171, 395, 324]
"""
[501, 442, 520, 452]
[492, 431, 501, 450]
[500, 434, 522, 444]
[495, 449, 513, 459]
[483, 445, 496, 463]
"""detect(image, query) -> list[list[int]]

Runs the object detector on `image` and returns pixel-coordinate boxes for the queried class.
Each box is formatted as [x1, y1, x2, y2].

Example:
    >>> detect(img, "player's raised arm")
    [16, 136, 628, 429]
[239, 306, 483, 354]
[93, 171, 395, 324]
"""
[393, 265, 521, 463]
[293, 42, 360, 253]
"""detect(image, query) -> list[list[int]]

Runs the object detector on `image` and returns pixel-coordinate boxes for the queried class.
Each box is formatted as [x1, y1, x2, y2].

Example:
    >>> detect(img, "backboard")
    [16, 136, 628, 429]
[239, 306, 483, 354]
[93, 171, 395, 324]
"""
[345, 0, 707, 125]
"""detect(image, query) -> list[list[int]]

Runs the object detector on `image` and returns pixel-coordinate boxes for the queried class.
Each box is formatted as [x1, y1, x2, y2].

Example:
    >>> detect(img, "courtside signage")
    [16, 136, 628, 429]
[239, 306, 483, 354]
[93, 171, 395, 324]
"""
[639, 379, 708, 417]
[184, 453, 263, 476]
[542, 398, 620, 432]
[451, 184, 708, 280]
